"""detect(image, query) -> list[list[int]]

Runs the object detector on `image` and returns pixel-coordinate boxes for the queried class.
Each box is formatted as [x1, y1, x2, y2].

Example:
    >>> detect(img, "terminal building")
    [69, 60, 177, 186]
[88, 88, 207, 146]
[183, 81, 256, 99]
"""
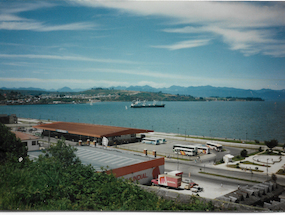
[34, 121, 153, 146]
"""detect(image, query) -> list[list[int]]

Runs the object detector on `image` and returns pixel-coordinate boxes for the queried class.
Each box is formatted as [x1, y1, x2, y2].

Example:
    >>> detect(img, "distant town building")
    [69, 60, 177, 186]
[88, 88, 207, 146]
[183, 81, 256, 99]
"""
[0, 114, 17, 124]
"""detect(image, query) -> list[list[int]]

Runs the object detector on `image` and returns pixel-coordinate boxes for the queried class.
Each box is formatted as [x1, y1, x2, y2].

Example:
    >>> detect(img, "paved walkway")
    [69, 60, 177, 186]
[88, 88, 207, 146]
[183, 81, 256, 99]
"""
[212, 152, 285, 176]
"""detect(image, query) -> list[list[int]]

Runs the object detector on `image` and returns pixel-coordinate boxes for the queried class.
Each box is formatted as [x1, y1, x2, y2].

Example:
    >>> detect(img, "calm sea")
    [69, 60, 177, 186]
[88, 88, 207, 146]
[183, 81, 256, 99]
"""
[0, 101, 284, 143]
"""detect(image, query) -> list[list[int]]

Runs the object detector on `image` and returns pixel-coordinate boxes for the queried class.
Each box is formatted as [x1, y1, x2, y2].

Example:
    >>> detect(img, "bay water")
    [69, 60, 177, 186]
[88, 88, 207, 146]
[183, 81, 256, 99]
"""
[0, 101, 284, 143]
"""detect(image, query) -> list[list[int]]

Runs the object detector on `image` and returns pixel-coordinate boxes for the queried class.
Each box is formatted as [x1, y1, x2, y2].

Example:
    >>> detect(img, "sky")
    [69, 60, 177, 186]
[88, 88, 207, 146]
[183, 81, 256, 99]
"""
[0, 0, 285, 91]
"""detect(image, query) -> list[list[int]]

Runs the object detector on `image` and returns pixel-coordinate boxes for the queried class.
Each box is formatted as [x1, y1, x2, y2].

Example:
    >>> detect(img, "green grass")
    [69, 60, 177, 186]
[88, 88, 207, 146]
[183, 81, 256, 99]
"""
[276, 169, 285, 175]
[176, 135, 245, 143]
[232, 155, 246, 162]
[261, 151, 282, 156]
[240, 161, 270, 167]
[226, 164, 264, 172]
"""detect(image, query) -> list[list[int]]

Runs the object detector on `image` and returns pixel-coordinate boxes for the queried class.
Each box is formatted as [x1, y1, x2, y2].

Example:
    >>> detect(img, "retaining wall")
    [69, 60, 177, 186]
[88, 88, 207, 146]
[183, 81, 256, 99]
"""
[138, 184, 268, 212]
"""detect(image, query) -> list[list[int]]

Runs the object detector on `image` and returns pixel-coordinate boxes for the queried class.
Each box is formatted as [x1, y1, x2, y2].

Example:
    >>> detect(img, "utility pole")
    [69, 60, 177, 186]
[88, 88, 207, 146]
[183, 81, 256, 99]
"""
[267, 158, 269, 180]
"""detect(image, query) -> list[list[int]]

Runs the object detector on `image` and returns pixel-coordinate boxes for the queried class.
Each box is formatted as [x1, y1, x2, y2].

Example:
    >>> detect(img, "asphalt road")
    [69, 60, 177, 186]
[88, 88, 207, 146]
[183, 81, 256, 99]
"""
[164, 160, 260, 199]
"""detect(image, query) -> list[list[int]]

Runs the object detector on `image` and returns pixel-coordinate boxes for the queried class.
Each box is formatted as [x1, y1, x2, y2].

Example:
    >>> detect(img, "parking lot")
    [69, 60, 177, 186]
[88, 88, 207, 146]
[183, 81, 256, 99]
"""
[116, 135, 254, 162]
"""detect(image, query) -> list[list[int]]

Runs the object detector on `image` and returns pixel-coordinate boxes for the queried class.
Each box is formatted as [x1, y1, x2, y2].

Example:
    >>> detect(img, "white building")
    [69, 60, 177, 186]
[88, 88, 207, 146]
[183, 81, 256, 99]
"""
[12, 131, 40, 151]
[223, 154, 234, 163]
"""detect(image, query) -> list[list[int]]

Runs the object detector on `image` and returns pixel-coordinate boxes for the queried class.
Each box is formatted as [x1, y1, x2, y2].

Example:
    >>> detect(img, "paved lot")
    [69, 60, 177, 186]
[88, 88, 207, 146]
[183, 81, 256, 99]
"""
[116, 134, 253, 162]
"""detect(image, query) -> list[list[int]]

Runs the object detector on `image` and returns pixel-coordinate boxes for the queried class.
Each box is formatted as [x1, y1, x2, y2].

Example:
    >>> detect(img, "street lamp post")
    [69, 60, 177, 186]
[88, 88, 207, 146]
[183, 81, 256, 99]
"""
[267, 158, 269, 180]
[178, 127, 179, 135]
[177, 153, 179, 170]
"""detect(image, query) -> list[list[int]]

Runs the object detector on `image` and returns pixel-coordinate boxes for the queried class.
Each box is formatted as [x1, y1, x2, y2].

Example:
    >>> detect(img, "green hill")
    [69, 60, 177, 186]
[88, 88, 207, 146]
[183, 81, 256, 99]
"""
[83, 88, 203, 101]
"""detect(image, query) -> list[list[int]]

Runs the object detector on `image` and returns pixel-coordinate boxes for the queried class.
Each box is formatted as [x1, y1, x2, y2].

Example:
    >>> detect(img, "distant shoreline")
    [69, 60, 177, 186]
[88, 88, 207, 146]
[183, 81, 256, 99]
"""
[1, 98, 265, 106]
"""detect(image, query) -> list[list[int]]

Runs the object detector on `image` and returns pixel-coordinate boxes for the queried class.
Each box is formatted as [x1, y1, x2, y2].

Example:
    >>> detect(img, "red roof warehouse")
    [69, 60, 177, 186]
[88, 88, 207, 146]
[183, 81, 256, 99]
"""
[34, 122, 153, 145]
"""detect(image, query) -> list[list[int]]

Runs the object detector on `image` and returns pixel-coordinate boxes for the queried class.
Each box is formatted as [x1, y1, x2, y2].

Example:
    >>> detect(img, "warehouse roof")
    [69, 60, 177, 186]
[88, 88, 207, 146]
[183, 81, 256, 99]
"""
[12, 131, 39, 141]
[33, 121, 152, 138]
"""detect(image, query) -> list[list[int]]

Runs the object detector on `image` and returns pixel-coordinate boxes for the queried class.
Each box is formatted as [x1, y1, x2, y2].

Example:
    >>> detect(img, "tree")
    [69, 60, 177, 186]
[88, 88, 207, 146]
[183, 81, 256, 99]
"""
[264, 139, 278, 152]
[0, 123, 27, 163]
[240, 149, 248, 158]
[46, 137, 80, 168]
[271, 173, 277, 182]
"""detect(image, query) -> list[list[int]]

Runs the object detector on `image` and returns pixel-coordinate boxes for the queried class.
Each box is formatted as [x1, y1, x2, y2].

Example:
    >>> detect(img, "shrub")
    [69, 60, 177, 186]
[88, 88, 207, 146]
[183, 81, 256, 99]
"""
[264, 139, 278, 152]
[240, 149, 248, 158]
[271, 173, 277, 182]
[0, 123, 28, 164]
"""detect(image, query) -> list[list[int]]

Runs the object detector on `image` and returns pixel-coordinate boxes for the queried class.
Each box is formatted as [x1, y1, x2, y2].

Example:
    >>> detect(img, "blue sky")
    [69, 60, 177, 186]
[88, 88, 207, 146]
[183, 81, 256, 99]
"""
[0, 1, 285, 90]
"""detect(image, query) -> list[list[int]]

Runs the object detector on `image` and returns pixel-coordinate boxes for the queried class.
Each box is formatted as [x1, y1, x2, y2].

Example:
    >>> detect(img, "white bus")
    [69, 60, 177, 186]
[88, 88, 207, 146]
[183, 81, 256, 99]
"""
[196, 145, 210, 154]
[206, 142, 223, 152]
[159, 138, 167, 144]
[173, 144, 197, 156]
[142, 138, 160, 145]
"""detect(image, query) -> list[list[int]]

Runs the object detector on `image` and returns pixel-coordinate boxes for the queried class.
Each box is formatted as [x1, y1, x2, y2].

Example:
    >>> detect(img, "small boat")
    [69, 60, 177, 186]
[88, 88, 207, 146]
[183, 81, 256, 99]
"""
[130, 99, 165, 108]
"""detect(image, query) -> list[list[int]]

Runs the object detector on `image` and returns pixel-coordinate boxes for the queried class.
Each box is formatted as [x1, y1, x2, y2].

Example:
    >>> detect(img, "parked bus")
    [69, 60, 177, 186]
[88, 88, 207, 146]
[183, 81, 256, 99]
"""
[196, 145, 210, 154]
[142, 138, 160, 145]
[173, 144, 197, 156]
[206, 142, 223, 152]
[159, 138, 167, 144]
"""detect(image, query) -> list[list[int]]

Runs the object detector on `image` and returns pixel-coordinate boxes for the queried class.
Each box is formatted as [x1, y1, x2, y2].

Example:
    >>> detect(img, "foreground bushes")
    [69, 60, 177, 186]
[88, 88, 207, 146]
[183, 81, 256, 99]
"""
[0, 137, 214, 211]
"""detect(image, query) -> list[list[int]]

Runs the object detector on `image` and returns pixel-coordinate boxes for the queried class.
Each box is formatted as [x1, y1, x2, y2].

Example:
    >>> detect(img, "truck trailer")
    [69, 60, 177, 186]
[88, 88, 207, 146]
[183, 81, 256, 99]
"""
[151, 174, 182, 189]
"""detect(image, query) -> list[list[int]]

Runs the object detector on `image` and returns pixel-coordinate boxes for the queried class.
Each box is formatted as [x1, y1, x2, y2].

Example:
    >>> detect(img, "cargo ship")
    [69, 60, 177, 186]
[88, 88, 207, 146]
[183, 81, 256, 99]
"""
[130, 100, 165, 108]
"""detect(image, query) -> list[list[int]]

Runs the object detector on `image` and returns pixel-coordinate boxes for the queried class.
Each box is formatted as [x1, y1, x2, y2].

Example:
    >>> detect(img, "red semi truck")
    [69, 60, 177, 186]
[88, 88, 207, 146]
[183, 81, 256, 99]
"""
[151, 174, 182, 189]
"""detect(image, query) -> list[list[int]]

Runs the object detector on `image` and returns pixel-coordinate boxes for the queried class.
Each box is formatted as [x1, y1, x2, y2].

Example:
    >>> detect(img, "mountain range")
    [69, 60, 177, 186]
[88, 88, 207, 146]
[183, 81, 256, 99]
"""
[1, 85, 284, 101]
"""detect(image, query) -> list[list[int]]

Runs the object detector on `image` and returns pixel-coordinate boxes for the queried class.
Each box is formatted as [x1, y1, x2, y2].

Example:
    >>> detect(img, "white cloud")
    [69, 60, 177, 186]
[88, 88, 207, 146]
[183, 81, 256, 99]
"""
[76, 67, 188, 80]
[0, 21, 96, 31]
[0, 77, 130, 89]
[0, 1, 96, 31]
[72, 1, 285, 57]
[77, 1, 285, 28]
[163, 25, 285, 57]
[0, 1, 55, 14]
[0, 54, 138, 64]
[151, 39, 210, 50]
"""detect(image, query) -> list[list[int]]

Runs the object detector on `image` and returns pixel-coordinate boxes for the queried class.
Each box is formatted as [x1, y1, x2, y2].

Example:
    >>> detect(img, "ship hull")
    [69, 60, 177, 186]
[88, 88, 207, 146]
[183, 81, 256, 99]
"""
[131, 104, 165, 108]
